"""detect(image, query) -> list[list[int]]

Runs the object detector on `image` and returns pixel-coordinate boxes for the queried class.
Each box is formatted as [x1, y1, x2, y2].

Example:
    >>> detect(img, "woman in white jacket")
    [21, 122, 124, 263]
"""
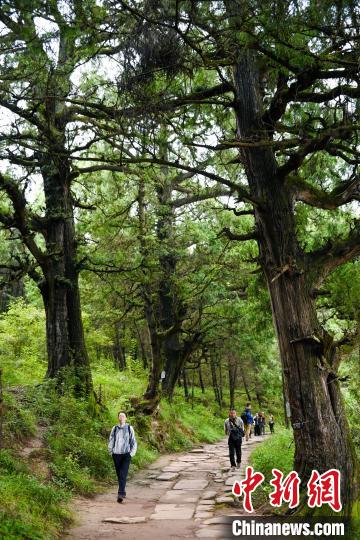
[108, 411, 137, 503]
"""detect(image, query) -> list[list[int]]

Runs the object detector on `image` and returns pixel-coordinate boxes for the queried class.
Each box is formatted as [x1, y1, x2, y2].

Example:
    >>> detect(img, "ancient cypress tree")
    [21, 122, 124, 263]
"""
[0, 1, 106, 394]
[135, 158, 230, 407]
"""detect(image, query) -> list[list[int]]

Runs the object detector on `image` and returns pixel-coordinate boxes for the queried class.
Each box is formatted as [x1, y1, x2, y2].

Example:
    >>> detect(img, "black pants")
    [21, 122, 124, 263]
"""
[228, 439, 242, 467]
[112, 453, 131, 497]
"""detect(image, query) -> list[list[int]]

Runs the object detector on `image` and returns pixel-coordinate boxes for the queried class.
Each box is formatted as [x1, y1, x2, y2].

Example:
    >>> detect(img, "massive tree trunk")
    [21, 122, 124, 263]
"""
[161, 338, 182, 398]
[162, 335, 201, 400]
[39, 155, 92, 396]
[232, 49, 358, 512]
[282, 370, 290, 429]
[143, 298, 163, 402]
[137, 178, 163, 409]
[155, 172, 186, 400]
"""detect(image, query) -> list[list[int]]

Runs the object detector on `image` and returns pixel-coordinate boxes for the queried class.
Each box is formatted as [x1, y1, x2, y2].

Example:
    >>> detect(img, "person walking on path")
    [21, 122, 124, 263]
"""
[241, 403, 254, 442]
[259, 412, 266, 435]
[108, 411, 137, 503]
[269, 414, 275, 434]
[224, 409, 244, 471]
[253, 413, 260, 436]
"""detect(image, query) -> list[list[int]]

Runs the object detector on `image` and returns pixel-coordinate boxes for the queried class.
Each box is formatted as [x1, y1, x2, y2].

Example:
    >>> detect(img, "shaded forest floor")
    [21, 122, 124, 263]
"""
[63, 434, 269, 540]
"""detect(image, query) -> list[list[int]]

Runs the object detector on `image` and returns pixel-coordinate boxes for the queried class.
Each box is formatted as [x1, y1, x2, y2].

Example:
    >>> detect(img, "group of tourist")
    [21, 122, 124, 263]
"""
[254, 411, 275, 435]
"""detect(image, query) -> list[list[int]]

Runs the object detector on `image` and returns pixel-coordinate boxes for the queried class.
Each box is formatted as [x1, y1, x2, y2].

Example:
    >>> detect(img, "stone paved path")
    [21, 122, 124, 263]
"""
[64, 434, 269, 540]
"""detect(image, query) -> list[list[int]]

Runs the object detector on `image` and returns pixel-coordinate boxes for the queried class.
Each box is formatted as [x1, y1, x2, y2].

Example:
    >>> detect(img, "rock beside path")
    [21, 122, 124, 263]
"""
[103, 517, 147, 524]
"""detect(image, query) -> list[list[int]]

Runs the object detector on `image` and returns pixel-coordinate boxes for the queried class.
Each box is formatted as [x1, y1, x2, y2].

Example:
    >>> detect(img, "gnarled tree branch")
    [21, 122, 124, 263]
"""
[288, 174, 360, 209]
[308, 220, 360, 288]
[217, 227, 258, 241]
[0, 173, 46, 264]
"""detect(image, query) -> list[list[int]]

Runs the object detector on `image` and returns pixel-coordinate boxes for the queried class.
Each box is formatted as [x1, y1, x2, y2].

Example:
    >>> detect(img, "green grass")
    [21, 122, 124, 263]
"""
[250, 428, 295, 482]
[0, 449, 71, 540]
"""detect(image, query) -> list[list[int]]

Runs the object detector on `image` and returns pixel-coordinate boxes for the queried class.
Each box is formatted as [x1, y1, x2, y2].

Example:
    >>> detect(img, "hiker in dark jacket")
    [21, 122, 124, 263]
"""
[108, 411, 137, 503]
[241, 403, 254, 441]
[224, 409, 244, 471]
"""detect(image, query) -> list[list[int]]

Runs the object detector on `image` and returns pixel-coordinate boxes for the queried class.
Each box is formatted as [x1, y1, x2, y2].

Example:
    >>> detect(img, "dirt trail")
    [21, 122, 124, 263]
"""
[63, 434, 270, 540]
[19, 425, 51, 480]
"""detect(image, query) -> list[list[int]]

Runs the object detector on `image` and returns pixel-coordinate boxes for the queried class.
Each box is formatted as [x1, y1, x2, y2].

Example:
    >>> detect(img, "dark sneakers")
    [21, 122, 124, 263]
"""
[117, 496, 123, 503]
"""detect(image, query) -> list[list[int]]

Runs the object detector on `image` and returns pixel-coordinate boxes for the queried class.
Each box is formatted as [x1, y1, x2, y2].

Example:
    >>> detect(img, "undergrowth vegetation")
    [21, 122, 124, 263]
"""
[0, 346, 225, 539]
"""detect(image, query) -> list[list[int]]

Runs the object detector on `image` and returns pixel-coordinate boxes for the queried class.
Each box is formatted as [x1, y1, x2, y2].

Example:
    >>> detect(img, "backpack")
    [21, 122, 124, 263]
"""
[228, 419, 244, 442]
[112, 424, 132, 452]
[241, 413, 248, 425]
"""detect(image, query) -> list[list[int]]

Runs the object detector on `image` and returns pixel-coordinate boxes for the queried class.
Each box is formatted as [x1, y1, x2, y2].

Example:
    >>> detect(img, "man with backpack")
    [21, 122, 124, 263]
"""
[224, 409, 244, 471]
[108, 411, 137, 503]
[241, 402, 254, 441]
